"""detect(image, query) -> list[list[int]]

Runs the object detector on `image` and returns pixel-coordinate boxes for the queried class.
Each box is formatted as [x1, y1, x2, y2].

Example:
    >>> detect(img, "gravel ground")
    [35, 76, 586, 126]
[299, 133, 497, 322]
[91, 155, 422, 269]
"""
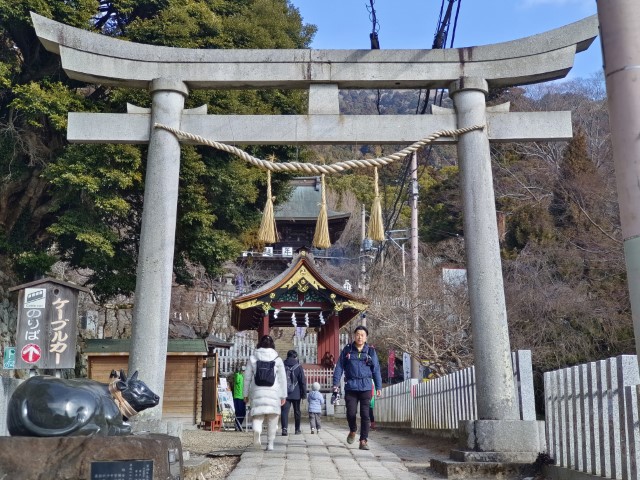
[181, 429, 253, 480]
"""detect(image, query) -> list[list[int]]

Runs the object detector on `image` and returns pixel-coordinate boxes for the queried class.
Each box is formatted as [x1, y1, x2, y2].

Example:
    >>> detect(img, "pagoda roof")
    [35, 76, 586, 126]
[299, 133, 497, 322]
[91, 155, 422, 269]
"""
[231, 249, 367, 331]
[275, 177, 350, 222]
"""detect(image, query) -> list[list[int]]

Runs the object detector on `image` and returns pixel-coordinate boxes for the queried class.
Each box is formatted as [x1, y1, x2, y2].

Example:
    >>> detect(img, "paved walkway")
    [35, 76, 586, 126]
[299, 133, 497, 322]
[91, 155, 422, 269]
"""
[226, 422, 455, 480]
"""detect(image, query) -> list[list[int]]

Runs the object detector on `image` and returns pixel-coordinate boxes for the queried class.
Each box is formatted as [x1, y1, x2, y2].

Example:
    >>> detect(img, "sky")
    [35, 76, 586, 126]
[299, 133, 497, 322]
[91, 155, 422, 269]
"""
[292, 0, 601, 80]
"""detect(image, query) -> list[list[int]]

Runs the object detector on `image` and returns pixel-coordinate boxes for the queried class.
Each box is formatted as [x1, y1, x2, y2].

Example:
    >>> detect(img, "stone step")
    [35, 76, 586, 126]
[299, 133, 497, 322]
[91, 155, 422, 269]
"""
[430, 457, 539, 479]
[272, 327, 295, 358]
[182, 454, 210, 480]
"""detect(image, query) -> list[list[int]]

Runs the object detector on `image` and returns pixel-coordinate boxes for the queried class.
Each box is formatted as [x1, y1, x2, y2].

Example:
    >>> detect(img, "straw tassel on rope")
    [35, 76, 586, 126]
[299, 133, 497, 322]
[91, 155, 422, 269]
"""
[367, 167, 385, 241]
[312, 174, 331, 249]
[257, 156, 278, 244]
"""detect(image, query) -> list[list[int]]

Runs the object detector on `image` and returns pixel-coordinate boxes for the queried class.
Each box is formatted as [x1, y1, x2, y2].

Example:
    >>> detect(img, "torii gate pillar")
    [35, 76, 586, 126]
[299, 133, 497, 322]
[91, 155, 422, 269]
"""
[450, 78, 519, 421]
[449, 77, 540, 459]
[129, 79, 188, 421]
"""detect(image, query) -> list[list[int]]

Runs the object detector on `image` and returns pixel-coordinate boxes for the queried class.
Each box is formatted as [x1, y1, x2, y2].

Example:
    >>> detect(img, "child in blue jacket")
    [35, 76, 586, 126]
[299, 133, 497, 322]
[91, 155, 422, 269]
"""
[307, 382, 325, 433]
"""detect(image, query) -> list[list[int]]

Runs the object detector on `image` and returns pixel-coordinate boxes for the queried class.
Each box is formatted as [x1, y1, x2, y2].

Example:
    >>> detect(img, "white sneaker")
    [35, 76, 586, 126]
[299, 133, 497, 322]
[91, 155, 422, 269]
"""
[253, 430, 261, 447]
[266, 442, 274, 451]
[311, 428, 316, 434]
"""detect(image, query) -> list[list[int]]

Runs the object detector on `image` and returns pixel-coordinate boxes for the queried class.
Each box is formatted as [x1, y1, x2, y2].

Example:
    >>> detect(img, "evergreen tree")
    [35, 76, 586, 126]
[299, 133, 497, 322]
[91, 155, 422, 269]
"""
[0, 0, 316, 300]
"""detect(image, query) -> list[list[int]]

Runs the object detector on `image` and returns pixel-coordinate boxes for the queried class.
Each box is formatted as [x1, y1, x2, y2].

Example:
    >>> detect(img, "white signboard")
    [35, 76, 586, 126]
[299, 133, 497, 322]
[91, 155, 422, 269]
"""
[24, 288, 46, 309]
[403, 352, 411, 381]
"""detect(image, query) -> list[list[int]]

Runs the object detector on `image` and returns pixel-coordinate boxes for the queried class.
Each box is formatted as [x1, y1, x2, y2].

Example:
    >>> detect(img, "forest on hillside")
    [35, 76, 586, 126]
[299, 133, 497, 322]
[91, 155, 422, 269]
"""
[0, 1, 631, 393]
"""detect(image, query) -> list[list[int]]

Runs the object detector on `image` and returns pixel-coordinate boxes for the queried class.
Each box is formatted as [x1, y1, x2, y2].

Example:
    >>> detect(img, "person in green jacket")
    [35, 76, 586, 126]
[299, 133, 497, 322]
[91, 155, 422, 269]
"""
[231, 366, 246, 431]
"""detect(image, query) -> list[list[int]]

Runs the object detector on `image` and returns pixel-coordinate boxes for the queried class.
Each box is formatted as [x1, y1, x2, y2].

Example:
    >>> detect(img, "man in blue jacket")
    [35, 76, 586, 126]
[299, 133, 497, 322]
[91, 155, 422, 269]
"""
[332, 325, 382, 450]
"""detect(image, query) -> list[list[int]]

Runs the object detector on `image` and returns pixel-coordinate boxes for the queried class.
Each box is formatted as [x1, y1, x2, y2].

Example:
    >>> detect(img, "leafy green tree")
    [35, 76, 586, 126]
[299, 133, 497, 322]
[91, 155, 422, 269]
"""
[0, 0, 315, 300]
[419, 165, 463, 242]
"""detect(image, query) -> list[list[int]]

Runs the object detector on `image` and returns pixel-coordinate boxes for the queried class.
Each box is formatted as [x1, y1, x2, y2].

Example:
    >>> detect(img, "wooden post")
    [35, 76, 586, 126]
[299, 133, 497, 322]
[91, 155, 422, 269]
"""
[317, 327, 326, 366]
[329, 314, 341, 362]
[260, 314, 270, 338]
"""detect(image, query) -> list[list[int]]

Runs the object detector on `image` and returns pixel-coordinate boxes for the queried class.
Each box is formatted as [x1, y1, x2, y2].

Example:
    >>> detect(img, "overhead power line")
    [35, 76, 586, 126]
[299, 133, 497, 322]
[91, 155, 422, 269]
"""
[367, 0, 380, 49]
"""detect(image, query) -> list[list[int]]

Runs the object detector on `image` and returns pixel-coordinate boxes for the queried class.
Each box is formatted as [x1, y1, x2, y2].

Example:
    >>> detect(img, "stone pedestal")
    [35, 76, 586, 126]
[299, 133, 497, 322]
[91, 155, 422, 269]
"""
[0, 378, 22, 437]
[457, 419, 542, 455]
[0, 433, 182, 480]
[431, 420, 544, 478]
[130, 418, 184, 441]
[324, 393, 335, 416]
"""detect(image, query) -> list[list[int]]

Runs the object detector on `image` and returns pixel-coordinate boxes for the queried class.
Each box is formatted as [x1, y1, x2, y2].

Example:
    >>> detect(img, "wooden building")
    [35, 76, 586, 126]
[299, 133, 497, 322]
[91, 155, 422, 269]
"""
[240, 177, 351, 272]
[273, 177, 350, 252]
[85, 338, 207, 425]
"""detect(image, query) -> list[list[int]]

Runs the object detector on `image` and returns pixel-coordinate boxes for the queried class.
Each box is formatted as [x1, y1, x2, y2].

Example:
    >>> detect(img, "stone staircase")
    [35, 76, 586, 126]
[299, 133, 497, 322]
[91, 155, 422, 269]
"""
[272, 327, 295, 358]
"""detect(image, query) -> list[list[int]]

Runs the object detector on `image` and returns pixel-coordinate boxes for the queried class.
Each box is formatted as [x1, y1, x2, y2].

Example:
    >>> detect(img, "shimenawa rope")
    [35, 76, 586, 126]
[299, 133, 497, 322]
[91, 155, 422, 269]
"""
[153, 123, 485, 174]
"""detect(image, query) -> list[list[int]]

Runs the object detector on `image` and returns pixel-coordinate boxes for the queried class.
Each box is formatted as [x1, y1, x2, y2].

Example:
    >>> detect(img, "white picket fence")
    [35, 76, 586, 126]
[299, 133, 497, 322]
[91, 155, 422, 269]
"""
[375, 378, 418, 425]
[544, 354, 640, 480]
[375, 351, 536, 430]
[293, 333, 350, 365]
[216, 332, 349, 376]
[215, 333, 257, 375]
[304, 368, 336, 391]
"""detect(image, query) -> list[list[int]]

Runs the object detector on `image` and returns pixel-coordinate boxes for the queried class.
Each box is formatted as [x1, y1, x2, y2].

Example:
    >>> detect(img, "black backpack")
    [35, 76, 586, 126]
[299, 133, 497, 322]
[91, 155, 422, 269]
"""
[254, 359, 277, 387]
[286, 364, 299, 394]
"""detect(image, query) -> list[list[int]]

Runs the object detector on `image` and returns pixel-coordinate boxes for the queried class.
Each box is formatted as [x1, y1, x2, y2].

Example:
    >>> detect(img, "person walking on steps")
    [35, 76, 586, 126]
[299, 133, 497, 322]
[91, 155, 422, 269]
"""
[243, 335, 287, 451]
[332, 325, 382, 450]
[231, 366, 246, 431]
[281, 349, 307, 435]
[307, 382, 324, 434]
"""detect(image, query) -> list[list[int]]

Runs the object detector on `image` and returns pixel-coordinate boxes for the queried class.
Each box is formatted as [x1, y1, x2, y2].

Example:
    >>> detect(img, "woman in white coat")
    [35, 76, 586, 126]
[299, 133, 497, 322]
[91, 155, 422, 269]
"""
[243, 335, 287, 450]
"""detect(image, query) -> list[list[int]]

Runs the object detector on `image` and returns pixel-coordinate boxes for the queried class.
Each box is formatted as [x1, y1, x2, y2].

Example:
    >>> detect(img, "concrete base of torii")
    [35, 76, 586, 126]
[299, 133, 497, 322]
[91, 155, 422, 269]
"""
[431, 419, 546, 478]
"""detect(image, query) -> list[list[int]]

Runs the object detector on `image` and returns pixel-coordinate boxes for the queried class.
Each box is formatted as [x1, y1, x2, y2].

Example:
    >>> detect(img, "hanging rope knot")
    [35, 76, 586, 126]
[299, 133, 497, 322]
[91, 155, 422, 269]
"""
[312, 173, 331, 249]
[257, 154, 279, 244]
[367, 167, 384, 241]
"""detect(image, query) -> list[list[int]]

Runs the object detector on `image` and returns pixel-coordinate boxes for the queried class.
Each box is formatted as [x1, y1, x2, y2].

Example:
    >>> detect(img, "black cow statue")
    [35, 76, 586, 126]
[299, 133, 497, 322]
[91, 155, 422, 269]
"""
[7, 370, 159, 437]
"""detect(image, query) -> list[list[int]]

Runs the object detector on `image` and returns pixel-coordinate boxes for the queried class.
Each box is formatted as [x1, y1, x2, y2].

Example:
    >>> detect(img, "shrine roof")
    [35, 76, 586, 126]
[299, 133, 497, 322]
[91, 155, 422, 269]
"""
[85, 338, 207, 355]
[275, 177, 350, 222]
[231, 249, 367, 331]
[8, 277, 91, 293]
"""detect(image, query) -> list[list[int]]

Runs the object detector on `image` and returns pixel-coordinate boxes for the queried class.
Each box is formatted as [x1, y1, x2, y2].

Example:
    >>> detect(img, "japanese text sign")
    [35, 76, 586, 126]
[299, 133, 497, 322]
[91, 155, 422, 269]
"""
[14, 281, 81, 369]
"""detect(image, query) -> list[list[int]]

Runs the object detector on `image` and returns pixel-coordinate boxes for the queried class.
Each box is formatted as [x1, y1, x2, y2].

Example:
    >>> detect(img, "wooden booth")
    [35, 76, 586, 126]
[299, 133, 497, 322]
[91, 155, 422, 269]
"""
[231, 249, 368, 373]
[85, 338, 207, 425]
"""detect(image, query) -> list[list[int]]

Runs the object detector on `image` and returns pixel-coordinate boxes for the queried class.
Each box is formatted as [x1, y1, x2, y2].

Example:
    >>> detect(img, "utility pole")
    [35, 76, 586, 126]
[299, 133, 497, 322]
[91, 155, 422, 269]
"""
[410, 152, 421, 378]
[360, 203, 367, 326]
[596, 1, 640, 369]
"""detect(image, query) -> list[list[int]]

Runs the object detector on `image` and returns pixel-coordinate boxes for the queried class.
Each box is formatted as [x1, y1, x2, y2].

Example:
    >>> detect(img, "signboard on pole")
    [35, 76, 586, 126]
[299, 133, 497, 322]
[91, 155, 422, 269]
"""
[402, 352, 411, 381]
[10, 278, 89, 370]
[3, 347, 15, 369]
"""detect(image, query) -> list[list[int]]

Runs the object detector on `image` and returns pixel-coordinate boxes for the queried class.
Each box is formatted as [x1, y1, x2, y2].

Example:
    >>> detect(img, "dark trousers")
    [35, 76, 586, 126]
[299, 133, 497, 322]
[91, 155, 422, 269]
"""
[281, 399, 301, 431]
[233, 398, 246, 430]
[345, 390, 372, 441]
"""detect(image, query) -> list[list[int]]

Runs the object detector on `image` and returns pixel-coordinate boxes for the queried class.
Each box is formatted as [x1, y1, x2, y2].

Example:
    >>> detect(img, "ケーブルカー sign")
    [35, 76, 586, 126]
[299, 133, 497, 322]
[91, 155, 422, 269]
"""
[10, 278, 89, 369]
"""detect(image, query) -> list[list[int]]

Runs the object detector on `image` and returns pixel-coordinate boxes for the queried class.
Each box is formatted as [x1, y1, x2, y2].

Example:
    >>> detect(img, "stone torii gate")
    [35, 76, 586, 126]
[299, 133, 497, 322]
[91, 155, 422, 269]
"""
[32, 12, 597, 459]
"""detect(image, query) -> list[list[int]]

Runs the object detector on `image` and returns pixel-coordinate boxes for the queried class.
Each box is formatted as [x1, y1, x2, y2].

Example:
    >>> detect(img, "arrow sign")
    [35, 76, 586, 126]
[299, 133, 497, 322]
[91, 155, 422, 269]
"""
[21, 344, 41, 364]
